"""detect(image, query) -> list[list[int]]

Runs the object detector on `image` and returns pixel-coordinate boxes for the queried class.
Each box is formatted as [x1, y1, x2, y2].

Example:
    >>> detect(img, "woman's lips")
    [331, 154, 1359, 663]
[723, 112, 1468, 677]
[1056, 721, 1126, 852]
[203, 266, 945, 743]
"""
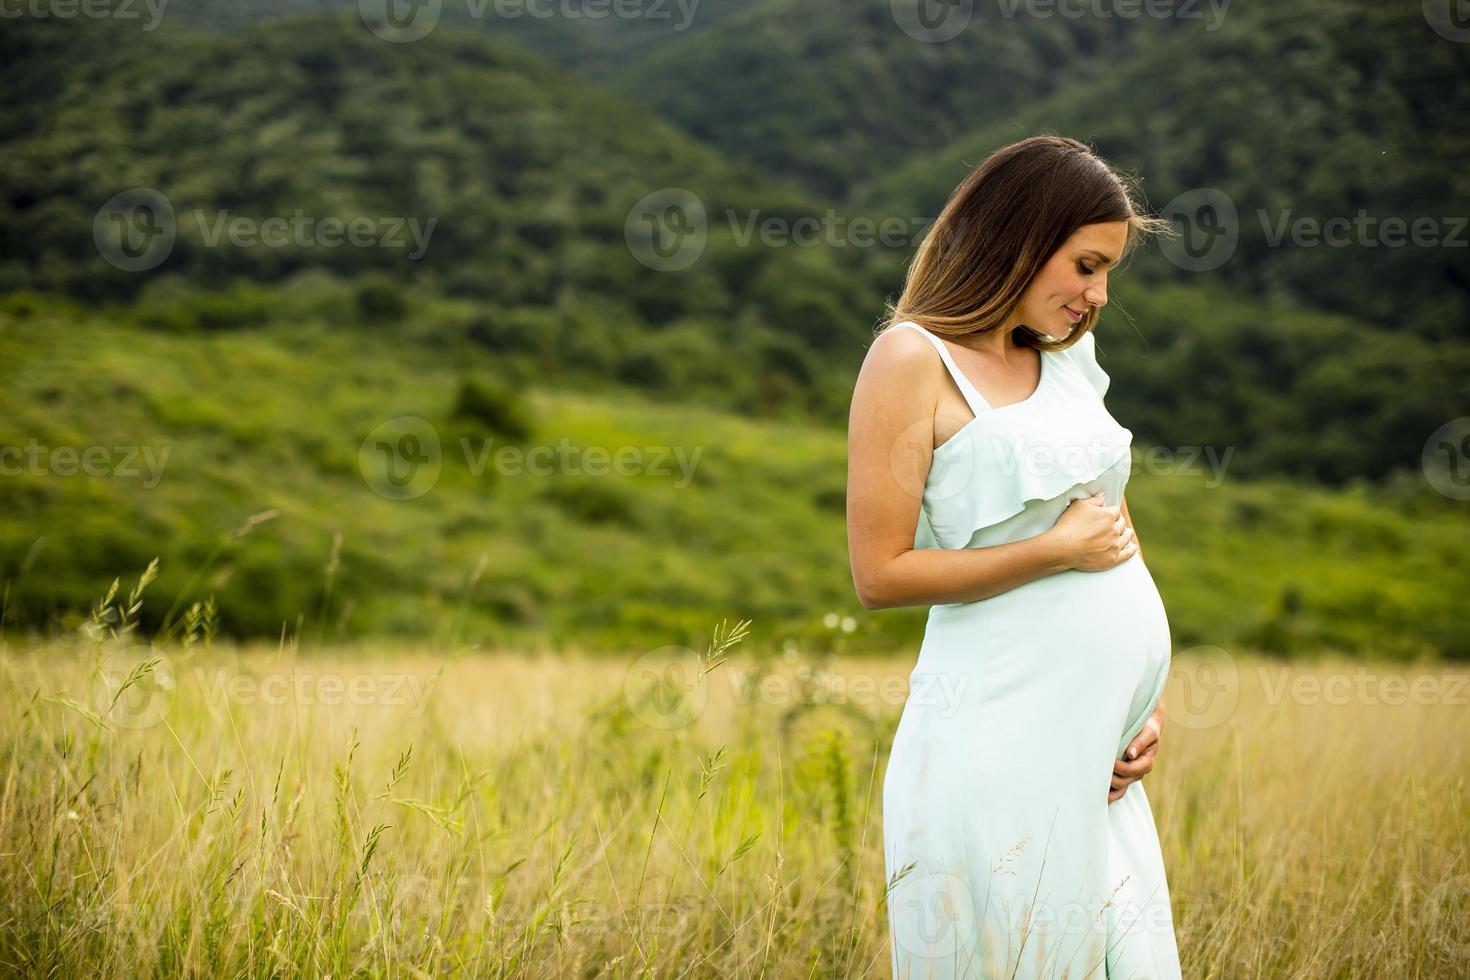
[1063, 305, 1083, 323]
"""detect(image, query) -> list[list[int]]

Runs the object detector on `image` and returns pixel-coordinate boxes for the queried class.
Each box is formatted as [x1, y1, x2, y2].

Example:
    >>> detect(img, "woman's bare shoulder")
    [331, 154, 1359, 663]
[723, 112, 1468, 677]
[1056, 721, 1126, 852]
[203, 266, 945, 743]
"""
[862, 323, 939, 376]
[851, 324, 943, 422]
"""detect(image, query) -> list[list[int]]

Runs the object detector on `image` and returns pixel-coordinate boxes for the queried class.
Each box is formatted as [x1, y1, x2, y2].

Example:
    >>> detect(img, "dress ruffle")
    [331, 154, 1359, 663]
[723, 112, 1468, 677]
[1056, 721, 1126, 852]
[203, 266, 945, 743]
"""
[915, 336, 1133, 548]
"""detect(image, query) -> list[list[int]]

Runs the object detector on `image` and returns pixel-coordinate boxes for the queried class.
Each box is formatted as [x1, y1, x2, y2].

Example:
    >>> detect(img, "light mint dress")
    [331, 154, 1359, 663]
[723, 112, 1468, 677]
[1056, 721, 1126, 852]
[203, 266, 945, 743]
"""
[882, 321, 1181, 979]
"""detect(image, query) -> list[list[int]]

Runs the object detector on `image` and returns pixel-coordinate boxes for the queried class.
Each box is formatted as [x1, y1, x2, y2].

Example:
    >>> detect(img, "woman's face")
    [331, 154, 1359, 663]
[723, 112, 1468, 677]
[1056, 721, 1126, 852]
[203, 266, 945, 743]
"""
[1014, 220, 1129, 339]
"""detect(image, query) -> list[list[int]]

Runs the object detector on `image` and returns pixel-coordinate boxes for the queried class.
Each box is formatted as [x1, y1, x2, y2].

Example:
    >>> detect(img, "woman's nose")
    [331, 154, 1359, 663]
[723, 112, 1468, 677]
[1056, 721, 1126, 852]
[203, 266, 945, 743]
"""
[1085, 283, 1108, 308]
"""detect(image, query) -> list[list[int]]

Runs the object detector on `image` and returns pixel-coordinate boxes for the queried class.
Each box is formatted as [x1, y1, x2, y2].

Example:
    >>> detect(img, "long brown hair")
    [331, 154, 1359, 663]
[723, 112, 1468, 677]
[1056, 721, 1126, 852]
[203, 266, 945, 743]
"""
[882, 135, 1171, 352]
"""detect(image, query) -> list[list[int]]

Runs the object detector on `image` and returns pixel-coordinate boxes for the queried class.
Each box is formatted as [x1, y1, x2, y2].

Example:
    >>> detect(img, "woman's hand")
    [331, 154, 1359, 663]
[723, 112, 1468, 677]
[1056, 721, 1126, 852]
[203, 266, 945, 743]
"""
[1050, 491, 1137, 572]
[1109, 706, 1164, 803]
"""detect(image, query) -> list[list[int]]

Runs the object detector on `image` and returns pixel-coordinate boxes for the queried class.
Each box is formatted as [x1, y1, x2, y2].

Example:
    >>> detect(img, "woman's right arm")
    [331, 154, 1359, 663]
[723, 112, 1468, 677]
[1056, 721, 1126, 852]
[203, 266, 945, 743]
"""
[845, 329, 1130, 610]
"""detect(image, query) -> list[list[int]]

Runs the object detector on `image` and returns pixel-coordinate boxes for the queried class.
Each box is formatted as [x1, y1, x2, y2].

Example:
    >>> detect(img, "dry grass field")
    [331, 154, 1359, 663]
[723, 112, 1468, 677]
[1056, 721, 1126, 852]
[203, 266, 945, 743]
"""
[2, 601, 1467, 978]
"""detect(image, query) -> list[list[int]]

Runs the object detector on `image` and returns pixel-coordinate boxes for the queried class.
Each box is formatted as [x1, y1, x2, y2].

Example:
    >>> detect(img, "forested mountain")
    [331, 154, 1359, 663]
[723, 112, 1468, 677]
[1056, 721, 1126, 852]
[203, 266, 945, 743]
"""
[2, 1, 1468, 483]
[856, 0, 1470, 340]
[159, 0, 1182, 199]
[1, 13, 895, 418]
[163, 0, 744, 78]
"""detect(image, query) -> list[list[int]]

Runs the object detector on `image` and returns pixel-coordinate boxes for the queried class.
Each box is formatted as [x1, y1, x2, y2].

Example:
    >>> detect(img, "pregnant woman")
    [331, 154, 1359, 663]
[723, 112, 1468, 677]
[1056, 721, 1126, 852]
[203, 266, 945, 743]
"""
[846, 136, 1182, 979]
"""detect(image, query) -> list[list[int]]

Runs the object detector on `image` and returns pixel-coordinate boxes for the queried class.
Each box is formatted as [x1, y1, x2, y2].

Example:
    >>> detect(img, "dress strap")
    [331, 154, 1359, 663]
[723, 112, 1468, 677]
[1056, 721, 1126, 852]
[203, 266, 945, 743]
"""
[892, 321, 992, 414]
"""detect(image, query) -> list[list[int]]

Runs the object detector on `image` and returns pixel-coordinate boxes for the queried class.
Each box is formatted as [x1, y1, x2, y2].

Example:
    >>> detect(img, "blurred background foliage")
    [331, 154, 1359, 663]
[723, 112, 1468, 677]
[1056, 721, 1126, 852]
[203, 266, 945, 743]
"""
[0, 0, 1467, 657]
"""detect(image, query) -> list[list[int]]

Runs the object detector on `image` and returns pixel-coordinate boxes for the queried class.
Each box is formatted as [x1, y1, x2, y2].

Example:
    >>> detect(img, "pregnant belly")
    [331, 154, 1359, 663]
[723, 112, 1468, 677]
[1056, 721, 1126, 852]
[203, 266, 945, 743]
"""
[923, 554, 1172, 756]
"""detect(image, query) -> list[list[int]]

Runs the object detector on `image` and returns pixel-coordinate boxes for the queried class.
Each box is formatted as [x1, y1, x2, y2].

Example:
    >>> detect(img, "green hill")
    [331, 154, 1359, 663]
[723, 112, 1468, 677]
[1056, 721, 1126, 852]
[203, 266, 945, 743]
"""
[2, 293, 1466, 659]
[4, 7, 1466, 484]
[3, 3, 1468, 655]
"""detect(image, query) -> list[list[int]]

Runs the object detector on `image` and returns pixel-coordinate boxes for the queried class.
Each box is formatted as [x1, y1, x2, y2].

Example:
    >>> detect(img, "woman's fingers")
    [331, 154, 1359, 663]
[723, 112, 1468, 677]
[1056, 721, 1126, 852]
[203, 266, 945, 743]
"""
[1115, 529, 1137, 563]
[1112, 713, 1164, 801]
[1125, 719, 1161, 761]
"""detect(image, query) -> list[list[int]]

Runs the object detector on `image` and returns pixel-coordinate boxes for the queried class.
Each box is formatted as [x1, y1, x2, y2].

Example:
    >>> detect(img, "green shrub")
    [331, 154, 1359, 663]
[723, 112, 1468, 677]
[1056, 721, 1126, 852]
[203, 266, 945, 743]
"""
[355, 278, 408, 323]
[450, 376, 533, 441]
